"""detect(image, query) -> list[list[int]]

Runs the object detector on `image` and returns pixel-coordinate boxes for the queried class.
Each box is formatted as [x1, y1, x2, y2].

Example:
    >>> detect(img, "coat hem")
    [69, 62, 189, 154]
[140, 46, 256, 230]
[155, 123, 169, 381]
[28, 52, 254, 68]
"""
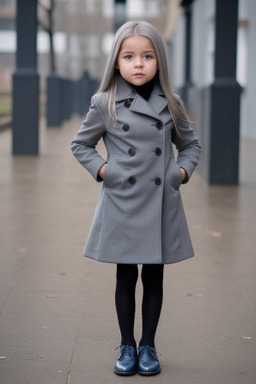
[83, 253, 194, 265]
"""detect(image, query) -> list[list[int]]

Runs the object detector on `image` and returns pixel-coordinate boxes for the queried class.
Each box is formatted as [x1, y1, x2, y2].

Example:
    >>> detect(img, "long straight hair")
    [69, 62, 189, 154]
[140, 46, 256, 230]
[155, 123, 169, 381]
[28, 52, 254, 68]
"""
[97, 20, 190, 131]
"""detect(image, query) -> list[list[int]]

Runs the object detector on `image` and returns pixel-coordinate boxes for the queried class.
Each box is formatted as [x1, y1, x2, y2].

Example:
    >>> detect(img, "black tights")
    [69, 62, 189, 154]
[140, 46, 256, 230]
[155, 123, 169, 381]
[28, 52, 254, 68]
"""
[115, 264, 164, 348]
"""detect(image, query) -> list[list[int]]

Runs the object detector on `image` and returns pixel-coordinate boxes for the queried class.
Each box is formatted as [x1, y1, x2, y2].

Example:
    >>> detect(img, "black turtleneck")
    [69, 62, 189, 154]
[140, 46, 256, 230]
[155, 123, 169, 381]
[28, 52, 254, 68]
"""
[128, 75, 157, 101]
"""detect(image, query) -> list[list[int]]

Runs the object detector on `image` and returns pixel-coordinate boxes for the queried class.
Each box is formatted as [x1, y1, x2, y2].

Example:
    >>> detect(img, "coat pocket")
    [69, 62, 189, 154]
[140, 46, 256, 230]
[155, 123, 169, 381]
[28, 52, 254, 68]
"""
[103, 154, 121, 189]
[167, 160, 183, 190]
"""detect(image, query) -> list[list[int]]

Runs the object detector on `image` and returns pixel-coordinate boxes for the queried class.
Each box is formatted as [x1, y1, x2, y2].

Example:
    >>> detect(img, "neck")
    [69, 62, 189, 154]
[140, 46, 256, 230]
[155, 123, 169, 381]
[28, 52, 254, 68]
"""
[128, 75, 157, 101]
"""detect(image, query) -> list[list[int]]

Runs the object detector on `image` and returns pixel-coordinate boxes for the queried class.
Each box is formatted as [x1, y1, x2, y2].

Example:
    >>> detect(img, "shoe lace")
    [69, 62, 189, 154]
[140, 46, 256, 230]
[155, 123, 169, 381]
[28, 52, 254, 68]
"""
[115, 345, 135, 358]
[140, 346, 158, 360]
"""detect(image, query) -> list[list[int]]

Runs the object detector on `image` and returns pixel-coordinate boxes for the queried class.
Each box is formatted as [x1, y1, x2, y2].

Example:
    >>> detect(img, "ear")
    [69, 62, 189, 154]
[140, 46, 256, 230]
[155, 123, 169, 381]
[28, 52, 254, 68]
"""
[115, 61, 119, 69]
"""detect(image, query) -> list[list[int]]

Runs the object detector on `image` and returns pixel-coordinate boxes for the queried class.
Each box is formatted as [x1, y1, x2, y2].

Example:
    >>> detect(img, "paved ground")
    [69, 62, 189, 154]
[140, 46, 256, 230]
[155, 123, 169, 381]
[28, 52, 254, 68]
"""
[0, 117, 256, 384]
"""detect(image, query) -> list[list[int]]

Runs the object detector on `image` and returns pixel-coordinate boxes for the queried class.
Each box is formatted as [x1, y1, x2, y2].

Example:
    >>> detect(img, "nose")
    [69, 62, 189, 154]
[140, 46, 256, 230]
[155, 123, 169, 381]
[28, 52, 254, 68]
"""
[134, 57, 143, 68]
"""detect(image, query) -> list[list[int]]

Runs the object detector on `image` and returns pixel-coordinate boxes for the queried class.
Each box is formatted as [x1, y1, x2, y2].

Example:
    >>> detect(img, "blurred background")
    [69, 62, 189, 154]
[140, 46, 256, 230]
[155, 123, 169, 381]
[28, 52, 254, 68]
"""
[0, 0, 256, 184]
[1, 3, 256, 382]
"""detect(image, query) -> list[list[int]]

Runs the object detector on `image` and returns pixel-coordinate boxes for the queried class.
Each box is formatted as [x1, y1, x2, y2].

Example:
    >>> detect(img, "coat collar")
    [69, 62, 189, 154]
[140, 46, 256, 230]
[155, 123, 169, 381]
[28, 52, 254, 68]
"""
[115, 74, 169, 119]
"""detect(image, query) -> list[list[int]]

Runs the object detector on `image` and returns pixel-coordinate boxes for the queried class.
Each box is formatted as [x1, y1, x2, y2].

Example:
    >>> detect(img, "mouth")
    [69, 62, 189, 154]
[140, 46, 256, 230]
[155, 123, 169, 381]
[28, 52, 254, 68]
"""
[133, 73, 145, 78]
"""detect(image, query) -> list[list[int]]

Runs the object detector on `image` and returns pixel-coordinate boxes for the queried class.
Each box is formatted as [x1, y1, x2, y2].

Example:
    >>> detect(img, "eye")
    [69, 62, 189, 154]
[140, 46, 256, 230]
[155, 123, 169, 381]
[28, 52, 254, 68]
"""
[144, 54, 153, 60]
[124, 55, 133, 60]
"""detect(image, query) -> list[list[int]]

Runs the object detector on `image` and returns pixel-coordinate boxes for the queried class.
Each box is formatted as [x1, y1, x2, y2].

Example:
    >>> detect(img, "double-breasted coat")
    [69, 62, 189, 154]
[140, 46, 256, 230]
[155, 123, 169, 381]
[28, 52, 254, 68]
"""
[71, 75, 201, 264]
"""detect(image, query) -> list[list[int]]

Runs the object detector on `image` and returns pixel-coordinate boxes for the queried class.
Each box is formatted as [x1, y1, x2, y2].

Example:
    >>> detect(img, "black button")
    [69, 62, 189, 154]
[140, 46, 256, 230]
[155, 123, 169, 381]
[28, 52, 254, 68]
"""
[156, 121, 163, 130]
[128, 147, 136, 156]
[155, 177, 161, 185]
[128, 176, 136, 185]
[124, 100, 131, 108]
[122, 124, 130, 131]
[155, 148, 162, 156]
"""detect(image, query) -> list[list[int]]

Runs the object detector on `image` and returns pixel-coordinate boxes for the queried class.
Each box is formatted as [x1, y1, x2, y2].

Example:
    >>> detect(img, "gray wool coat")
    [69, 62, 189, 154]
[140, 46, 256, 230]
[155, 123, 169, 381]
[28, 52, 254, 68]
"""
[71, 75, 201, 264]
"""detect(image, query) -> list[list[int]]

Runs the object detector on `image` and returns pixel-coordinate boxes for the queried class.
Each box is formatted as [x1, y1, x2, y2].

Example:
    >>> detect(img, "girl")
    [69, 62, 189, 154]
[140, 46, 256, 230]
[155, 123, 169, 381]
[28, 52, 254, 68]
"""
[71, 20, 201, 376]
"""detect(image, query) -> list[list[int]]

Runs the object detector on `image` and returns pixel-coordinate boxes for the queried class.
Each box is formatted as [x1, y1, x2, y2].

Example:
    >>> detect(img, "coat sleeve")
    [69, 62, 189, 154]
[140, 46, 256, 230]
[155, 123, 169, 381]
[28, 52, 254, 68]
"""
[71, 94, 107, 182]
[172, 96, 201, 183]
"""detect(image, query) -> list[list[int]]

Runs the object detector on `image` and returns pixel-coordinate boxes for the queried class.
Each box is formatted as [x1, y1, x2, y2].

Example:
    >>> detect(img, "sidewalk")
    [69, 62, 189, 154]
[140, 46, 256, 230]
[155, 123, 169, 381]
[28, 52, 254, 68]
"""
[0, 117, 256, 384]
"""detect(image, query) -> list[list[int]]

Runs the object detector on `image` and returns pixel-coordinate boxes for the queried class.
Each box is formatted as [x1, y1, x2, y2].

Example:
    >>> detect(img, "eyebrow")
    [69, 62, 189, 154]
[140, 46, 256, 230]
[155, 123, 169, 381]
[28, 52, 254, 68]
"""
[120, 50, 155, 54]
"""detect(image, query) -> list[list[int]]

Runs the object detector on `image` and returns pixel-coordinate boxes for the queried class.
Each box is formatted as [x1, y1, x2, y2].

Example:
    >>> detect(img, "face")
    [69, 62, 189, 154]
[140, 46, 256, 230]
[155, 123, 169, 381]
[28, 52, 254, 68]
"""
[116, 35, 158, 86]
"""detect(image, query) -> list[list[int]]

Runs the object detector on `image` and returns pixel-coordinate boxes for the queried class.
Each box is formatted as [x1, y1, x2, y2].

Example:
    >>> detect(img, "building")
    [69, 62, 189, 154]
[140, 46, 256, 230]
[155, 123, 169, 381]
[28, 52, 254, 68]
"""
[170, 0, 256, 141]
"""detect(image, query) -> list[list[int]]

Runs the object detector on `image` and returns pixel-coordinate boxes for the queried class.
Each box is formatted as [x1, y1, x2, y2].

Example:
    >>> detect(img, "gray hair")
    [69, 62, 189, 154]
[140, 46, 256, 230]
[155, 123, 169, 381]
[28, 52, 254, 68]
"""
[97, 20, 189, 128]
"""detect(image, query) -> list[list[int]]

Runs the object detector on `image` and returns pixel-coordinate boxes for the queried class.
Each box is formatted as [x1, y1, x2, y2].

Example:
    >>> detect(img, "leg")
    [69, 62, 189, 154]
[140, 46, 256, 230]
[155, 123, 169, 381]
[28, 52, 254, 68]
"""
[139, 264, 164, 348]
[115, 264, 138, 347]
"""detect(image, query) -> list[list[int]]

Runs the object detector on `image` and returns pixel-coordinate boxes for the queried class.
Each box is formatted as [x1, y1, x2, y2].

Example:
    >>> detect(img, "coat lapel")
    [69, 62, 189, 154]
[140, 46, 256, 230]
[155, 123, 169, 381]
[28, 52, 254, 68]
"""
[115, 75, 135, 102]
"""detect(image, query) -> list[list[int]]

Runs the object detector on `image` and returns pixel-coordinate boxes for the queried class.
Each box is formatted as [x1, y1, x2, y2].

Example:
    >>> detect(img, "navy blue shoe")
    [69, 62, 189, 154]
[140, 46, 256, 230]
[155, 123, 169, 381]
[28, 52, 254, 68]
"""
[138, 345, 161, 376]
[114, 345, 137, 376]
